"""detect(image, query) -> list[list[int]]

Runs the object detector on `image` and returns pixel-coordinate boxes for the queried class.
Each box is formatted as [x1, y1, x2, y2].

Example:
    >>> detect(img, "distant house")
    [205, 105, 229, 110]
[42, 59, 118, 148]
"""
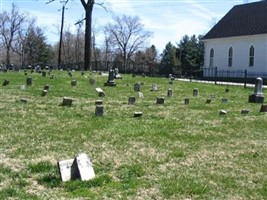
[202, 1, 267, 78]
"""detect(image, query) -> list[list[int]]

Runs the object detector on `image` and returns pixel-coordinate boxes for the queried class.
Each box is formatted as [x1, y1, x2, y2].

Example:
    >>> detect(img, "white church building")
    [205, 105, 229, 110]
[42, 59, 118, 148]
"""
[202, 0, 267, 78]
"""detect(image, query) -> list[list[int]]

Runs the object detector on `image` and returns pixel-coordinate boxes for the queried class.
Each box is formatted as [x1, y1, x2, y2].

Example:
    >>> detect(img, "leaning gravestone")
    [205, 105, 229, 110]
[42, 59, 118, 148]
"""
[95, 88, 105, 97]
[249, 77, 264, 103]
[75, 153, 96, 181]
[44, 85, 49, 90]
[41, 90, 48, 97]
[219, 110, 227, 115]
[134, 112, 142, 118]
[184, 98, 190, 105]
[20, 98, 27, 103]
[71, 80, 77, 86]
[260, 104, 267, 112]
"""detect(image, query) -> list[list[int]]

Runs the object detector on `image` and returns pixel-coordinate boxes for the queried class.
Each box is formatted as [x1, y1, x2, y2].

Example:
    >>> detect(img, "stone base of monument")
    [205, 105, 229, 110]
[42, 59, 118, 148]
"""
[104, 81, 116, 86]
[260, 104, 267, 112]
[115, 74, 122, 79]
[248, 94, 264, 103]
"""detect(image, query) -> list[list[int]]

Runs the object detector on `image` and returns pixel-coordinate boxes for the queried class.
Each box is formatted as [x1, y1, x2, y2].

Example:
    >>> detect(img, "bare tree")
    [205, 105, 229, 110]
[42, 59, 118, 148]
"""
[104, 15, 152, 71]
[0, 3, 28, 66]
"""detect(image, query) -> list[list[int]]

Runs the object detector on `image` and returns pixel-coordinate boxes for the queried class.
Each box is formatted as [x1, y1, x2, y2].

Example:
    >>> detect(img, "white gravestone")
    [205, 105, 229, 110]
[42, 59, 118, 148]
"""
[75, 153, 95, 181]
[58, 159, 79, 182]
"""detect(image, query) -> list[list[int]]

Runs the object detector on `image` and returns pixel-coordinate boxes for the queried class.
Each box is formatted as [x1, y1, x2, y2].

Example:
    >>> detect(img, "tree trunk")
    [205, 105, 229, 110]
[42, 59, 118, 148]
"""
[84, 3, 93, 71]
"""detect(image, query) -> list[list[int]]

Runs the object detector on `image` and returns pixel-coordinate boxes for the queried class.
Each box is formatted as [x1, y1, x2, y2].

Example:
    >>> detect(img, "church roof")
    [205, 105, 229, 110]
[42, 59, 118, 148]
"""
[203, 1, 267, 40]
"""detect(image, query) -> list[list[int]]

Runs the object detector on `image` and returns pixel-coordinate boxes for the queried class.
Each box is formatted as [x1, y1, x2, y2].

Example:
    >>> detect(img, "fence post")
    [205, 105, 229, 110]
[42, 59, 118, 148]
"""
[244, 69, 247, 89]
[215, 67, 218, 85]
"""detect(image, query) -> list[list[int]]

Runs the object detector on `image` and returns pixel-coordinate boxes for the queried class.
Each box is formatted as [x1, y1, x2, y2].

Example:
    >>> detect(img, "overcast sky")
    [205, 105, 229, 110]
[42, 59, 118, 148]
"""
[1, 0, 259, 53]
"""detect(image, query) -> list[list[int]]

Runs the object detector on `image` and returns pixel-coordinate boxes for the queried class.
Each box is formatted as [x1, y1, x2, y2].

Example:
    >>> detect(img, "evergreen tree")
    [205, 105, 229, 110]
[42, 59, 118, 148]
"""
[160, 42, 178, 75]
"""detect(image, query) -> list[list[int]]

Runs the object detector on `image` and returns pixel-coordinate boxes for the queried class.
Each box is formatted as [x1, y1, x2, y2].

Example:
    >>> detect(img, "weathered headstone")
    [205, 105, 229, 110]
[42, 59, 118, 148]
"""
[222, 98, 228, 103]
[2, 79, 9, 86]
[89, 79, 96, 86]
[249, 77, 264, 103]
[128, 96, 136, 105]
[134, 112, 142, 118]
[58, 159, 79, 182]
[167, 89, 173, 97]
[184, 98, 190, 105]
[260, 104, 267, 112]
[95, 88, 105, 97]
[104, 69, 116, 86]
[114, 68, 122, 79]
[71, 80, 77, 86]
[20, 85, 25, 90]
[193, 88, 199, 97]
[151, 84, 158, 91]
[95, 105, 104, 116]
[134, 83, 141, 92]
[75, 153, 96, 181]
[225, 88, 230, 93]
[26, 77, 32, 86]
[156, 97, 165, 104]
[138, 92, 144, 98]
[62, 97, 73, 106]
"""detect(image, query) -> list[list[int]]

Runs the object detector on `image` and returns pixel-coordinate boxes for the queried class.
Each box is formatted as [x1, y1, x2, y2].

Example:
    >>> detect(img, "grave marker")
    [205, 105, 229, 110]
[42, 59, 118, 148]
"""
[62, 97, 73, 106]
[156, 97, 165, 104]
[71, 80, 77, 86]
[167, 89, 173, 97]
[134, 112, 143, 117]
[134, 83, 141, 92]
[128, 96, 136, 105]
[2, 79, 9, 86]
[193, 88, 199, 97]
[89, 79, 96, 86]
[75, 153, 96, 181]
[249, 77, 264, 103]
[151, 84, 158, 91]
[260, 104, 267, 112]
[241, 109, 249, 114]
[58, 159, 79, 182]
[95, 88, 105, 97]
[219, 110, 227, 115]
[184, 98, 190, 105]
[41, 90, 48, 97]
[26, 77, 32, 86]
[95, 100, 103, 105]
[104, 69, 116, 86]
[95, 105, 104, 116]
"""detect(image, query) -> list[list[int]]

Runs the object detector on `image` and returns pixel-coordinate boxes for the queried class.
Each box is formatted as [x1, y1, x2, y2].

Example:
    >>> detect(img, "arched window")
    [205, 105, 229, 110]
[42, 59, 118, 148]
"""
[228, 47, 233, 67]
[249, 45, 254, 67]
[209, 48, 214, 67]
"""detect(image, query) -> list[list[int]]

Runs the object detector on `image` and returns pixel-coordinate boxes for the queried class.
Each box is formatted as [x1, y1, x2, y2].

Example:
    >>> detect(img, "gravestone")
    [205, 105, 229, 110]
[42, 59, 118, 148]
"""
[167, 89, 173, 97]
[95, 88, 105, 97]
[20, 85, 25, 90]
[134, 83, 141, 92]
[222, 98, 228, 103]
[62, 97, 73, 106]
[89, 79, 96, 86]
[114, 68, 122, 79]
[128, 96, 136, 105]
[156, 97, 165, 104]
[241, 109, 249, 114]
[20, 98, 27, 103]
[68, 71, 73, 78]
[249, 77, 264, 103]
[95, 105, 104, 116]
[225, 88, 230, 93]
[2, 79, 9, 86]
[206, 99, 211, 104]
[75, 153, 96, 181]
[151, 84, 158, 91]
[260, 104, 267, 112]
[138, 92, 144, 98]
[41, 90, 48, 97]
[58, 153, 95, 182]
[219, 110, 227, 115]
[134, 112, 142, 118]
[58, 159, 78, 182]
[95, 100, 103, 105]
[26, 77, 32, 86]
[184, 98, 189, 105]
[104, 69, 116, 86]
[71, 80, 77, 86]
[193, 88, 199, 97]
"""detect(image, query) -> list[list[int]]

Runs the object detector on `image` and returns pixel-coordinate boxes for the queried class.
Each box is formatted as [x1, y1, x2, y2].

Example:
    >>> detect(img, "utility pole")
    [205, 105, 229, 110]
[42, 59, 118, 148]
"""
[58, 3, 65, 70]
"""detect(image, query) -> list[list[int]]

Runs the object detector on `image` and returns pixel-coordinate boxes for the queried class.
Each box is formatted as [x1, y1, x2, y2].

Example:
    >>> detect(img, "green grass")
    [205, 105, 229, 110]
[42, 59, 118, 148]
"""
[0, 70, 267, 199]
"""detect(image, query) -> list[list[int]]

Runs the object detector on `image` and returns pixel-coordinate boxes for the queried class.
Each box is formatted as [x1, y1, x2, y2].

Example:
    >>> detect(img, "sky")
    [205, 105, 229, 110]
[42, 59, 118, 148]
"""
[1, 0, 260, 53]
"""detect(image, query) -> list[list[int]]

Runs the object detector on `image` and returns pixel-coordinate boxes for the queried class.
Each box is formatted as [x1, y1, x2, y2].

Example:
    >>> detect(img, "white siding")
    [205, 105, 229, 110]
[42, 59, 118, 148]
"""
[203, 34, 267, 76]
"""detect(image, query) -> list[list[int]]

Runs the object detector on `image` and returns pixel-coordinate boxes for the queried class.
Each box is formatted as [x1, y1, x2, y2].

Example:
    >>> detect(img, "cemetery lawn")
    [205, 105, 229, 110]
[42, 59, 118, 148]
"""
[1, 70, 267, 200]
